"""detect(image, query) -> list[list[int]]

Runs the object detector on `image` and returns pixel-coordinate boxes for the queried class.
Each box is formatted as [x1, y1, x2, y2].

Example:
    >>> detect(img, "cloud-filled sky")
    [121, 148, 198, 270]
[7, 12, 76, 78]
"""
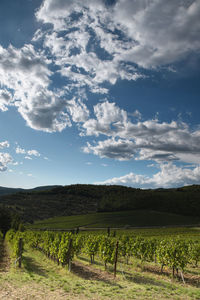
[0, 0, 200, 189]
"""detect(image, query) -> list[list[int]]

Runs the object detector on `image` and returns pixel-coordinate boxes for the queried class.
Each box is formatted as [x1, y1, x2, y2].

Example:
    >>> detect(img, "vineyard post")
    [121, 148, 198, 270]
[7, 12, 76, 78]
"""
[114, 240, 119, 278]
[107, 227, 110, 236]
[180, 270, 185, 284]
[18, 238, 23, 268]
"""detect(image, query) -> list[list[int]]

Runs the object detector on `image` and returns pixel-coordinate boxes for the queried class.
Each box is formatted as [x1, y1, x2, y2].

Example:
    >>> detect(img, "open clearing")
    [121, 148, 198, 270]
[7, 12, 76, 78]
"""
[30, 210, 200, 230]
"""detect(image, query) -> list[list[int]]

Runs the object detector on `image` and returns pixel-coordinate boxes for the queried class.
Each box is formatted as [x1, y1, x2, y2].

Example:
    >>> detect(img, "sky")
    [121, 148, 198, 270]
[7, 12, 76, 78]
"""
[0, 0, 200, 189]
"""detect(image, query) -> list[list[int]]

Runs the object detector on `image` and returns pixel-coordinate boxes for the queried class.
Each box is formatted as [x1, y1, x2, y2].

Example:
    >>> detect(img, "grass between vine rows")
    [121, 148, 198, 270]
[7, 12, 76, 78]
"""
[0, 240, 200, 300]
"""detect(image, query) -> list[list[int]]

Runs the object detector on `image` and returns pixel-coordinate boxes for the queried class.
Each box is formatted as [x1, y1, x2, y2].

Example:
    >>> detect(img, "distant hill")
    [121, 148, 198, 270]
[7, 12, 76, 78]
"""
[0, 184, 200, 224]
[0, 186, 24, 196]
[0, 185, 61, 196]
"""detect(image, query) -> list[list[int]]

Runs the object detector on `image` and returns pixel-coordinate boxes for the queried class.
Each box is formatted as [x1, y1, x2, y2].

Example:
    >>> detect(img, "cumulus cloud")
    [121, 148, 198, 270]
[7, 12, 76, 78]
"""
[25, 156, 33, 160]
[1, 0, 199, 135]
[131, 110, 142, 120]
[0, 43, 89, 133]
[82, 101, 127, 136]
[37, 0, 200, 73]
[15, 146, 26, 154]
[35, 0, 147, 94]
[82, 101, 200, 163]
[67, 99, 89, 123]
[0, 44, 74, 132]
[0, 90, 13, 111]
[0, 152, 13, 171]
[27, 150, 40, 157]
[16, 146, 41, 157]
[110, 1, 200, 68]
[0, 0, 199, 186]
[83, 138, 136, 160]
[97, 163, 200, 188]
[0, 141, 9, 149]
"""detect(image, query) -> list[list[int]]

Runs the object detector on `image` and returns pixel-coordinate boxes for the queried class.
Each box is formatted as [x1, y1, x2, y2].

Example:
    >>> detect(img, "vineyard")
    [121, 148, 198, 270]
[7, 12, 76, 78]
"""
[0, 227, 199, 299]
[5, 229, 200, 282]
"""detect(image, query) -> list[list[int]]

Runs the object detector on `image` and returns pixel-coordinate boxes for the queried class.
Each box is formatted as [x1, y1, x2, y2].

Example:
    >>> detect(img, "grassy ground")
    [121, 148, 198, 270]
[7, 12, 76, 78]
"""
[0, 240, 199, 300]
[29, 210, 200, 230]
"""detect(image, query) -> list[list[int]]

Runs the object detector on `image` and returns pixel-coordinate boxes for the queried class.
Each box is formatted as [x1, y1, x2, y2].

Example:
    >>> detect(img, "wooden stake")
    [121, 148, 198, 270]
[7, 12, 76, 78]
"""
[18, 238, 23, 268]
[114, 241, 119, 278]
[180, 271, 185, 284]
[67, 239, 73, 272]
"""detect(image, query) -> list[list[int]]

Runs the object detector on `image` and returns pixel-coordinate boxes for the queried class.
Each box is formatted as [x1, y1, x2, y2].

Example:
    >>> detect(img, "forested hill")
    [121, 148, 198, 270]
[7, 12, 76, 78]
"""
[0, 184, 200, 222]
[0, 185, 60, 196]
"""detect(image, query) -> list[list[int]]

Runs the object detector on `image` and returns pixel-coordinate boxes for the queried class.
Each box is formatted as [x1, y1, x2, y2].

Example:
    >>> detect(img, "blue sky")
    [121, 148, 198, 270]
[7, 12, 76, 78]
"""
[0, 0, 200, 189]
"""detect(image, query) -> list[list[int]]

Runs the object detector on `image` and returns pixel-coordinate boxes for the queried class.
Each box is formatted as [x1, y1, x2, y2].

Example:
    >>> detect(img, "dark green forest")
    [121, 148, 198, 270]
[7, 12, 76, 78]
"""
[0, 184, 199, 226]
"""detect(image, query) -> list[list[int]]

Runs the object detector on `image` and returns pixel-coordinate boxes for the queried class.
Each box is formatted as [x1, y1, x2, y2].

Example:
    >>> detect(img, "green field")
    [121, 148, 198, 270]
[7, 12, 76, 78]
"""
[30, 210, 200, 230]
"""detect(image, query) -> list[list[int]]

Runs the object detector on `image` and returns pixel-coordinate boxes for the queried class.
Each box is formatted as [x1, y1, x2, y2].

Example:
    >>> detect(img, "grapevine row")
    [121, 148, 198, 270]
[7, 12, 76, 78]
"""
[6, 229, 200, 279]
[5, 229, 24, 267]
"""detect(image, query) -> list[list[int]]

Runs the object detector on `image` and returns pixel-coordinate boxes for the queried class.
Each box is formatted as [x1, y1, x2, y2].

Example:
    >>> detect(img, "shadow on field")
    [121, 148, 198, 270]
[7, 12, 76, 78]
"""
[142, 265, 200, 287]
[72, 261, 122, 287]
[124, 271, 168, 288]
[23, 255, 47, 277]
[78, 256, 102, 267]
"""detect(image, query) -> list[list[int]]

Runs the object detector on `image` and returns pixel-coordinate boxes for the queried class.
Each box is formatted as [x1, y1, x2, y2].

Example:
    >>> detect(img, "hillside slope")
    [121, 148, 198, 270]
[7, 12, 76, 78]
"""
[0, 184, 200, 223]
[31, 210, 200, 229]
[0, 185, 61, 196]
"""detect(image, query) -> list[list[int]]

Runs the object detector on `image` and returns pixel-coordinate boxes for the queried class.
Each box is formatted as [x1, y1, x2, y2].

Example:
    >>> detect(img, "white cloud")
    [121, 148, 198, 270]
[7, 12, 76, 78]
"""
[0, 0, 199, 187]
[0, 141, 10, 149]
[81, 101, 200, 164]
[36, 0, 106, 31]
[16, 146, 41, 157]
[83, 138, 136, 160]
[0, 152, 13, 171]
[136, 149, 177, 162]
[82, 101, 127, 137]
[37, 0, 200, 76]
[97, 163, 200, 188]
[112, 0, 200, 68]
[27, 150, 40, 157]
[67, 99, 89, 123]
[16, 146, 26, 154]
[25, 156, 33, 160]
[35, 0, 146, 94]
[0, 90, 13, 111]
[1, 0, 199, 135]
[0, 44, 73, 132]
[131, 110, 142, 120]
